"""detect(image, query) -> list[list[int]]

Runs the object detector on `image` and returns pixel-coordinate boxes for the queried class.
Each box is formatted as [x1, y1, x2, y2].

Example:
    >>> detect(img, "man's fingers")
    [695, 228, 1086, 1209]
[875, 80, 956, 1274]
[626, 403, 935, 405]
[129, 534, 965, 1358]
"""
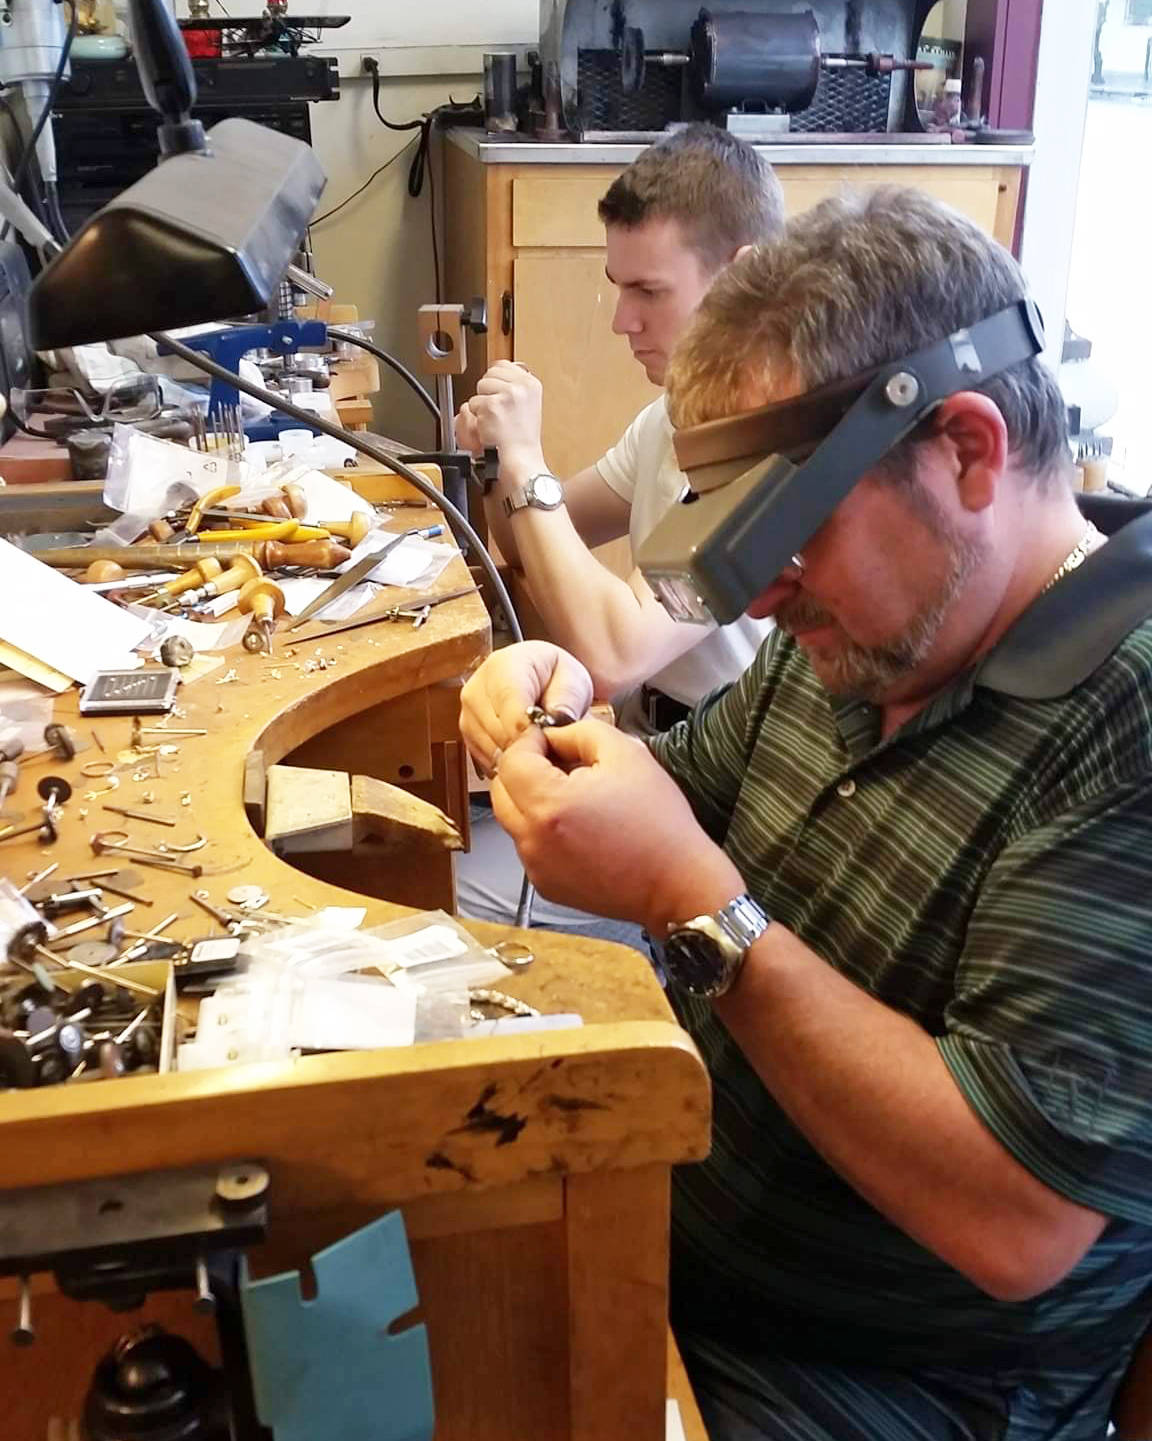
[540, 717, 631, 768]
[489, 772, 528, 840]
[539, 674, 592, 724]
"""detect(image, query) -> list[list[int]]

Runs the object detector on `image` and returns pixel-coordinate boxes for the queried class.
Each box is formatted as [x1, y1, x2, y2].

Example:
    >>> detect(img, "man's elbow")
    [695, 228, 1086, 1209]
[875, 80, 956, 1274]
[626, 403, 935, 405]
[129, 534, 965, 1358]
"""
[959, 1232, 1094, 1303]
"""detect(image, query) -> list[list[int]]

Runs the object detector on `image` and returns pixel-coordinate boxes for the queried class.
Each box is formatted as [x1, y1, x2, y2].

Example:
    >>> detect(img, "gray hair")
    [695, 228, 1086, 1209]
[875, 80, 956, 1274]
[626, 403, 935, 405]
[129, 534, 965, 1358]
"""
[666, 186, 1069, 482]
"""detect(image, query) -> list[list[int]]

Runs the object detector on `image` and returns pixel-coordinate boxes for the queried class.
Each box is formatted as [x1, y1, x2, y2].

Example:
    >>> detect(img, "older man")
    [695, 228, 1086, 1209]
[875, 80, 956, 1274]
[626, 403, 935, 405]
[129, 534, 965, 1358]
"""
[459, 188, 1152, 1440]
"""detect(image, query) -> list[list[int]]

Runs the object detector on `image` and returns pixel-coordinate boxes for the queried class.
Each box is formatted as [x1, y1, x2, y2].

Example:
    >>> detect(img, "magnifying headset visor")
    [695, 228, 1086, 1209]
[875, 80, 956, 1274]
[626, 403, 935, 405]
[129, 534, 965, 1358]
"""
[637, 299, 1047, 627]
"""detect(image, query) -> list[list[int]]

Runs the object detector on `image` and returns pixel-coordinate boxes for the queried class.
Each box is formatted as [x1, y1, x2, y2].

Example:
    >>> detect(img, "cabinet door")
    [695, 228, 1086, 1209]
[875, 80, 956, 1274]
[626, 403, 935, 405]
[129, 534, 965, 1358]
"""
[513, 251, 660, 479]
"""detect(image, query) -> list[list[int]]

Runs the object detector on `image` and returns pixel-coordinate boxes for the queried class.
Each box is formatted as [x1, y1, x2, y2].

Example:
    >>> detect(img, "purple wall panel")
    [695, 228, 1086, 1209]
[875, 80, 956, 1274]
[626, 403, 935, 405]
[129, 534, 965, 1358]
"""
[965, 0, 1046, 128]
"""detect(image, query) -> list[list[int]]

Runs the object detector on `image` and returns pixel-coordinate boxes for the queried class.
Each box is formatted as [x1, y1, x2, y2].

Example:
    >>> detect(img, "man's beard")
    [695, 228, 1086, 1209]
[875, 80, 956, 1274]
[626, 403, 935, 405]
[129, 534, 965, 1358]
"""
[776, 526, 986, 702]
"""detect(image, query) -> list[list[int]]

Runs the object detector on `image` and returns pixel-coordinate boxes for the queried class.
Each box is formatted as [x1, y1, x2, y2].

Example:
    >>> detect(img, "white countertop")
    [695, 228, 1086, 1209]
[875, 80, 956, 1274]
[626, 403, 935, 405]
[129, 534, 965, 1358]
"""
[447, 129, 1034, 167]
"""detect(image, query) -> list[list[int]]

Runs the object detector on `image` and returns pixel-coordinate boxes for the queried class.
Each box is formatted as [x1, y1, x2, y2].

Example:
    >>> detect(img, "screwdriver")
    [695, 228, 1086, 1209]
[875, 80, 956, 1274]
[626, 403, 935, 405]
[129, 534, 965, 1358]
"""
[137, 558, 223, 607]
[238, 578, 286, 654]
[175, 554, 263, 610]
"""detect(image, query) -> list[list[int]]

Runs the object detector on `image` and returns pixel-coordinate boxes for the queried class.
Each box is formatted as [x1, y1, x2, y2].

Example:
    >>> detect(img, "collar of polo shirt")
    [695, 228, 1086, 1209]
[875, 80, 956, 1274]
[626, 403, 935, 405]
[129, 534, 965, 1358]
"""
[977, 500, 1152, 701]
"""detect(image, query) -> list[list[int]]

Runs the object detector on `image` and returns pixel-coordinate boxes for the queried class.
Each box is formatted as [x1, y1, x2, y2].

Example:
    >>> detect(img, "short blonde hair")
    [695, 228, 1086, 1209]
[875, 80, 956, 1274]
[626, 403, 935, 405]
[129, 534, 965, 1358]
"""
[666, 187, 1069, 479]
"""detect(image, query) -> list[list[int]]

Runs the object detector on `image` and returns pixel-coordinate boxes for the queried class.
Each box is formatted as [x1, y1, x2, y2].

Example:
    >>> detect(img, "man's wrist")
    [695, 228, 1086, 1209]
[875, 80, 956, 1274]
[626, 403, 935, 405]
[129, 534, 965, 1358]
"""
[494, 447, 549, 488]
[647, 856, 747, 938]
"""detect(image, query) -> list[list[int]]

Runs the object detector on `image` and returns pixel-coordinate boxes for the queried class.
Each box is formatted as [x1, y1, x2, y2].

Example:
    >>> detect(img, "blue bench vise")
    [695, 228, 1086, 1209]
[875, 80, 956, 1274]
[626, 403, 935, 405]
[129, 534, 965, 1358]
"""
[160, 319, 330, 441]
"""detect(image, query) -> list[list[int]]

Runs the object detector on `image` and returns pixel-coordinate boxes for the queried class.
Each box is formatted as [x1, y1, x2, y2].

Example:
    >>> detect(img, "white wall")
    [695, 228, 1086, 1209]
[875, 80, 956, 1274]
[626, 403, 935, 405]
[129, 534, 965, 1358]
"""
[307, 73, 477, 447]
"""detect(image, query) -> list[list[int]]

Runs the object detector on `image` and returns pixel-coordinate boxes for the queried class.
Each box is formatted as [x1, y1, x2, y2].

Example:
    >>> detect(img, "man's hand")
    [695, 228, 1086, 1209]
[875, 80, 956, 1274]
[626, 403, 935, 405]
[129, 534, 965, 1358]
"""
[461, 642, 593, 774]
[491, 719, 744, 929]
[454, 361, 547, 476]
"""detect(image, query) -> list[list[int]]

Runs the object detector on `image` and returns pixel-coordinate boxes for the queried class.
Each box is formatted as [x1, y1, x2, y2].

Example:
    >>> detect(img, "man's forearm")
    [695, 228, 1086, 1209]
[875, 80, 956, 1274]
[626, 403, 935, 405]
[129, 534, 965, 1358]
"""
[655, 889, 1106, 1299]
[481, 452, 549, 570]
[502, 506, 686, 696]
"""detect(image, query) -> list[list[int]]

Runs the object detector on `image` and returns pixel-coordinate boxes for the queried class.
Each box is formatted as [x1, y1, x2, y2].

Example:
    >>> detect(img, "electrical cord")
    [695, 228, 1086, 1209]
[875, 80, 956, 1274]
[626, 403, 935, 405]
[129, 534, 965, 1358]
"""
[362, 59, 480, 305]
[149, 328, 522, 647]
[308, 136, 415, 228]
[326, 325, 442, 448]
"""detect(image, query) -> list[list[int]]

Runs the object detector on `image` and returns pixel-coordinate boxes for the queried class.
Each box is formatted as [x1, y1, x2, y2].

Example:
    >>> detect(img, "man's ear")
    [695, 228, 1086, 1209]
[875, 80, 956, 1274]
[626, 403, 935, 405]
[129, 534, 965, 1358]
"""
[930, 391, 1009, 513]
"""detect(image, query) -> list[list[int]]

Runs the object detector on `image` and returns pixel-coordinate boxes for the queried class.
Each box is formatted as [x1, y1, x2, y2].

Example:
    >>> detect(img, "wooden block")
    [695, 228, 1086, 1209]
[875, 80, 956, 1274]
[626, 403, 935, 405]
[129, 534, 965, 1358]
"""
[243, 749, 267, 836]
[351, 772, 462, 853]
[0, 434, 73, 484]
[340, 460, 444, 505]
[567, 1164, 670, 1441]
[265, 763, 353, 854]
[335, 396, 375, 431]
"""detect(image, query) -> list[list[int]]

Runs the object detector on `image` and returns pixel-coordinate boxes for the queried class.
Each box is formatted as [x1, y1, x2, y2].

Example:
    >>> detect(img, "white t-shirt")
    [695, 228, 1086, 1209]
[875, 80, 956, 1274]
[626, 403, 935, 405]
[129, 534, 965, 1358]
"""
[596, 396, 773, 706]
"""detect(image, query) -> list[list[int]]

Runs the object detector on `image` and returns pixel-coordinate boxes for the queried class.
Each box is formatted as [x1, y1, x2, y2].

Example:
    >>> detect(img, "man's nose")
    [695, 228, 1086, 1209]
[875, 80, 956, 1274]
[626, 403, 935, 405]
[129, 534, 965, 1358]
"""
[747, 570, 804, 619]
[612, 297, 640, 335]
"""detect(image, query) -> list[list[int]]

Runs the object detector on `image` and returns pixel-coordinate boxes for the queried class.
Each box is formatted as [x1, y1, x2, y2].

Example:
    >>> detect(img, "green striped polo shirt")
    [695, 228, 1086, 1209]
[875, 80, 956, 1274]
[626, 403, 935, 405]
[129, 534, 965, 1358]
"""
[649, 511, 1152, 1436]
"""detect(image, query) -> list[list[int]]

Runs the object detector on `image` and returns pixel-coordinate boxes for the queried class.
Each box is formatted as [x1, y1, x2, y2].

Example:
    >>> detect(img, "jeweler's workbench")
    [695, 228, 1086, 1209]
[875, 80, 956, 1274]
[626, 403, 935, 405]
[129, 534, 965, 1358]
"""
[0, 486, 711, 1439]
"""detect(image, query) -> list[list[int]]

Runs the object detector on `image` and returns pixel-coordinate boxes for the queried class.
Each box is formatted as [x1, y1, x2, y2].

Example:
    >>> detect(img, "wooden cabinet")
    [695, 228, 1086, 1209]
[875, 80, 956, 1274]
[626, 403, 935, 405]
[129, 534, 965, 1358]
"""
[443, 143, 1026, 479]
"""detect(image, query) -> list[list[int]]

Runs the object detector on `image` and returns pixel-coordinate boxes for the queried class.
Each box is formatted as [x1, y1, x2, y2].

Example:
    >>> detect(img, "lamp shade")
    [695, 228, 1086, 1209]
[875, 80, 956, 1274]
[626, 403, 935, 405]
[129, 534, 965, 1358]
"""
[27, 117, 326, 350]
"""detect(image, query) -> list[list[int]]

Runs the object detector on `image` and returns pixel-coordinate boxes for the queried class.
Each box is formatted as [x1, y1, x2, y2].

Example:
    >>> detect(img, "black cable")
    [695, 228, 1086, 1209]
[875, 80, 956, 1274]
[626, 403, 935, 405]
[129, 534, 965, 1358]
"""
[327, 325, 441, 446]
[427, 122, 441, 304]
[366, 60, 423, 134]
[309, 136, 415, 227]
[149, 328, 523, 647]
[361, 60, 479, 304]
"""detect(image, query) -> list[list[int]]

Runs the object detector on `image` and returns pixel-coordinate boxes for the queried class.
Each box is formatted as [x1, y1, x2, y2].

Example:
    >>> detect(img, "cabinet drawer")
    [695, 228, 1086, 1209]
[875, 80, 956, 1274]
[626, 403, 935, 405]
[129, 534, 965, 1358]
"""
[778, 165, 1008, 236]
[509, 164, 1014, 249]
[512, 175, 620, 247]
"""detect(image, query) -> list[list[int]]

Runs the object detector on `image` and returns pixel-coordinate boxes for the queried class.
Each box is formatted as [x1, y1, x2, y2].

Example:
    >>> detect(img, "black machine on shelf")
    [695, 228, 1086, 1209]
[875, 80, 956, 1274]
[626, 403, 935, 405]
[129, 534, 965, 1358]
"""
[535, 0, 938, 138]
[51, 52, 339, 232]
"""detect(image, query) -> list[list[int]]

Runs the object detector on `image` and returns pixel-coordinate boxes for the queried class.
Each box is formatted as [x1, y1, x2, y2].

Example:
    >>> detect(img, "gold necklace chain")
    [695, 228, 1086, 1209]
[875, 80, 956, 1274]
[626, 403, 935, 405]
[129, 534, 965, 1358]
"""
[1042, 523, 1103, 594]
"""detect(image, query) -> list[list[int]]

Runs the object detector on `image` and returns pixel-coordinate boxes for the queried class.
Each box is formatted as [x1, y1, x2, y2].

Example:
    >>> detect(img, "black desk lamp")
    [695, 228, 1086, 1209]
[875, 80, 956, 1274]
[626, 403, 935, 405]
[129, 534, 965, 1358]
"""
[26, 0, 325, 349]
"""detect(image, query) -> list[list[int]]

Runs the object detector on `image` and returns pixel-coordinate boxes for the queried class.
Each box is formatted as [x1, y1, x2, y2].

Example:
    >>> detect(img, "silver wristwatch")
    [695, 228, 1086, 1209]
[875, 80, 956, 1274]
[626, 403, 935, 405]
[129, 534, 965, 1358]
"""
[662, 894, 771, 998]
[502, 472, 565, 517]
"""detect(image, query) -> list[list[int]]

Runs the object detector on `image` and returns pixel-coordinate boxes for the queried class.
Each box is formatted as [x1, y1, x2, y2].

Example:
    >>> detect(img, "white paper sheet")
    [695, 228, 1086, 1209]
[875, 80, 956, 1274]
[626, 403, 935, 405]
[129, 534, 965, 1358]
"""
[124, 604, 249, 654]
[342, 532, 456, 588]
[0, 539, 152, 683]
[277, 576, 377, 622]
[666, 1401, 687, 1441]
[290, 977, 416, 1051]
[289, 467, 374, 525]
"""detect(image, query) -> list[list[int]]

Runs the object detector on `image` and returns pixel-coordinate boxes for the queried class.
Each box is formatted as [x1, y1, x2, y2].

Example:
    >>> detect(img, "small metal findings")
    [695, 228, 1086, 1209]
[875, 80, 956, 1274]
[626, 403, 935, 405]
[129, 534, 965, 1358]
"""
[489, 940, 535, 972]
[37, 775, 72, 810]
[215, 1162, 270, 1209]
[193, 1257, 215, 1315]
[158, 635, 195, 669]
[525, 705, 575, 730]
[43, 723, 76, 760]
[884, 371, 920, 408]
[96, 1039, 126, 1079]
[10, 1277, 34, 1345]
[80, 762, 116, 779]
[67, 942, 119, 969]
[467, 988, 541, 1018]
[227, 885, 267, 910]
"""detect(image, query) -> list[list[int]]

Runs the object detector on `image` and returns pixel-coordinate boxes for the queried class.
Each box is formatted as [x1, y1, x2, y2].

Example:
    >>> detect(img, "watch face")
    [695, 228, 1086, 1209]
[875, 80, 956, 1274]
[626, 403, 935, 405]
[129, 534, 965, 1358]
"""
[529, 474, 564, 507]
[663, 929, 726, 996]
